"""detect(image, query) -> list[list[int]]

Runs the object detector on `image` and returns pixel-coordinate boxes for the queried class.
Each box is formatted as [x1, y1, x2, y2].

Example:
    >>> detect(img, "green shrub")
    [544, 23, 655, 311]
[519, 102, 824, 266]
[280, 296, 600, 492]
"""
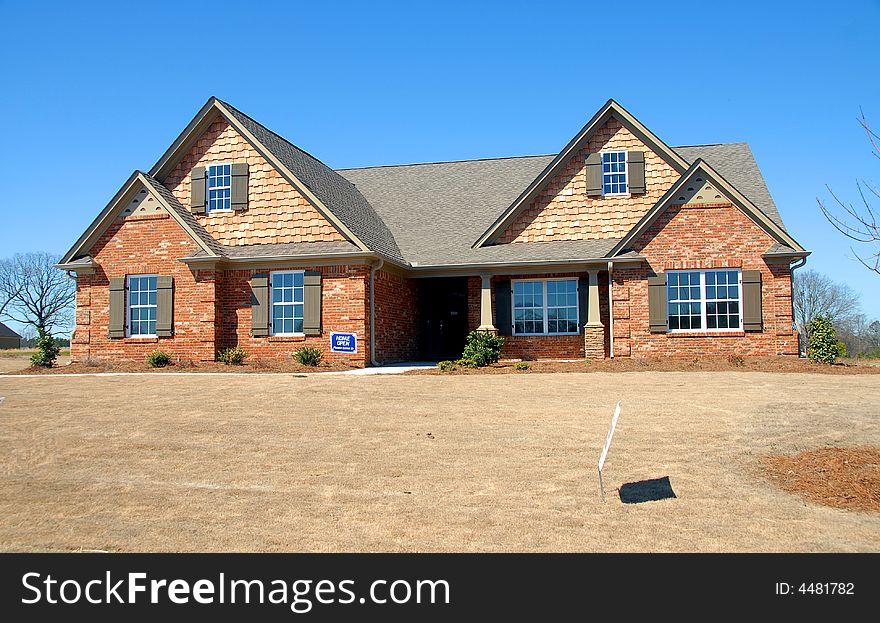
[836, 341, 848, 359]
[455, 357, 478, 368]
[146, 350, 171, 368]
[514, 361, 530, 371]
[218, 346, 248, 365]
[858, 346, 880, 359]
[460, 330, 505, 367]
[30, 329, 60, 368]
[437, 360, 457, 372]
[294, 346, 323, 366]
[807, 316, 841, 364]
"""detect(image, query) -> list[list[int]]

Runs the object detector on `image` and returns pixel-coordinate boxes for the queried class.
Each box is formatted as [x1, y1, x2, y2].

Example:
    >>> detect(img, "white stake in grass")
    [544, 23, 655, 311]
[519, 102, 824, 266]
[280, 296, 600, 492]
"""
[598, 401, 621, 502]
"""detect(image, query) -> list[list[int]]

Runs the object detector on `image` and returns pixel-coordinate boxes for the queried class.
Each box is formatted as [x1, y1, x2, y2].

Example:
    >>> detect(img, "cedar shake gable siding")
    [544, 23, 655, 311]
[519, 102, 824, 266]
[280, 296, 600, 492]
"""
[163, 117, 346, 246]
[498, 117, 680, 243]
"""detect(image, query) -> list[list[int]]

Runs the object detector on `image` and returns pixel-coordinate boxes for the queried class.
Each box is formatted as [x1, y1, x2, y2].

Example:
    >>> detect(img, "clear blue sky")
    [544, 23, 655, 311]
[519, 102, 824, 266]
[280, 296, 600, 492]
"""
[1, 0, 878, 322]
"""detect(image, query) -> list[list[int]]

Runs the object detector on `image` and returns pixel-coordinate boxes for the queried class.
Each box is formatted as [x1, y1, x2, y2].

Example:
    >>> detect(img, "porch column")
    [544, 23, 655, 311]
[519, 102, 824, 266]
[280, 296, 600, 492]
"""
[477, 274, 497, 332]
[584, 269, 605, 359]
[586, 270, 603, 327]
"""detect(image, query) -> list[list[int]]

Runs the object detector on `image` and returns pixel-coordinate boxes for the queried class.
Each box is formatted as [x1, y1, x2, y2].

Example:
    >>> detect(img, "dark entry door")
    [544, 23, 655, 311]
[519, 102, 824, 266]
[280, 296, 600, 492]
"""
[419, 278, 468, 360]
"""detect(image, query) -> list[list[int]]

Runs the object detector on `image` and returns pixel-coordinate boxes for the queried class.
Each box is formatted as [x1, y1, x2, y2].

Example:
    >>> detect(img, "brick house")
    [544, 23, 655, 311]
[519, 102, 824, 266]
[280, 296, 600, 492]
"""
[58, 98, 808, 365]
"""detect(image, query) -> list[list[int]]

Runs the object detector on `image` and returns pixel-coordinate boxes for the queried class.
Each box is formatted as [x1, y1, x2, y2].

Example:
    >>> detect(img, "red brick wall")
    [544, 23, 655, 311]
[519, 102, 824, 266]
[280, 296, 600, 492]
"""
[612, 203, 797, 357]
[467, 273, 599, 360]
[217, 265, 370, 366]
[163, 117, 346, 246]
[73, 203, 371, 365]
[499, 117, 680, 243]
[373, 269, 419, 363]
[72, 212, 216, 363]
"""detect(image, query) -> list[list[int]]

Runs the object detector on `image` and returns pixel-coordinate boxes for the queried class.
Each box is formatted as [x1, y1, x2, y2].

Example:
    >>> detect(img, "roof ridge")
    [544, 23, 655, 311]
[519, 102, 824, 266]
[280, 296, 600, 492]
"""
[674, 141, 749, 148]
[336, 153, 555, 172]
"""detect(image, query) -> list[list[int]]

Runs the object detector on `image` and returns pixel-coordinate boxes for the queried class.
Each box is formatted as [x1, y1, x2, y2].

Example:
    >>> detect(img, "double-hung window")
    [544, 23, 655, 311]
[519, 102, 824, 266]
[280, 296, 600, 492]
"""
[127, 275, 157, 337]
[512, 278, 579, 335]
[602, 151, 628, 195]
[667, 269, 742, 332]
[206, 164, 232, 213]
[271, 270, 305, 335]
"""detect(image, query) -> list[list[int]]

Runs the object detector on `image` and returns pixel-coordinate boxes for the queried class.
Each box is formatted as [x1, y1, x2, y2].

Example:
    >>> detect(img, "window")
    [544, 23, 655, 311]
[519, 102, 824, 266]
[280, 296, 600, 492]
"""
[667, 269, 742, 332]
[513, 278, 579, 335]
[206, 163, 232, 212]
[602, 151, 628, 195]
[127, 275, 157, 337]
[271, 270, 304, 335]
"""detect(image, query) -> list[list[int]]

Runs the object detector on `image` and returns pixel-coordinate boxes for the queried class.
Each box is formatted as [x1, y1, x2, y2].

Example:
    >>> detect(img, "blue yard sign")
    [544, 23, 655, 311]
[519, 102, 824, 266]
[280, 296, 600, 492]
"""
[330, 332, 357, 353]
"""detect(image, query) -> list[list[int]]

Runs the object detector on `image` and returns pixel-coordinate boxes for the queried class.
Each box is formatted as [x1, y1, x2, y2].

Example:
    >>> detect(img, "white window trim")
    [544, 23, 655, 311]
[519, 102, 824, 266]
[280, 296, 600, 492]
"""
[270, 269, 306, 337]
[511, 277, 580, 336]
[206, 162, 233, 214]
[126, 274, 158, 338]
[600, 150, 629, 197]
[666, 269, 744, 333]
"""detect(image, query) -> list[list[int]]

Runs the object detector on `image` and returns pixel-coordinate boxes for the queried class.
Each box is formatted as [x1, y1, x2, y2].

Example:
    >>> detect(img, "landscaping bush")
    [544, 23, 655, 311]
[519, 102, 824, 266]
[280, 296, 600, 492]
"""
[808, 316, 842, 364]
[437, 360, 456, 372]
[30, 329, 60, 368]
[218, 346, 248, 366]
[294, 346, 323, 366]
[455, 357, 478, 368]
[146, 350, 171, 368]
[514, 361, 530, 371]
[460, 330, 504, 367]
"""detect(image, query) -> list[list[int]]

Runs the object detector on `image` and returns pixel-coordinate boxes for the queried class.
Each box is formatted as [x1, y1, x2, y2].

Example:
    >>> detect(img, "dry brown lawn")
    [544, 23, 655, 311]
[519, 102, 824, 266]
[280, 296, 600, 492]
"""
[0, 371, 878, 552]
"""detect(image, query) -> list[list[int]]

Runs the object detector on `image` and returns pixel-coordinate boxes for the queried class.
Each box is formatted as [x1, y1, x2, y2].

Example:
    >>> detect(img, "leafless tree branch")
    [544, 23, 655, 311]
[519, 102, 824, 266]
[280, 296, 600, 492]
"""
[0, 252, 75, 335]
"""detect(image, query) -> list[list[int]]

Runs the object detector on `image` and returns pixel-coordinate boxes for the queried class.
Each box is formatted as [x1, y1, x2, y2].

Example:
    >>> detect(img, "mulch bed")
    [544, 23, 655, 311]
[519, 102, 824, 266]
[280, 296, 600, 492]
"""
[6, 359, 359, 375]
[406, 356, 880, 376]
[764, 447, 880, 513]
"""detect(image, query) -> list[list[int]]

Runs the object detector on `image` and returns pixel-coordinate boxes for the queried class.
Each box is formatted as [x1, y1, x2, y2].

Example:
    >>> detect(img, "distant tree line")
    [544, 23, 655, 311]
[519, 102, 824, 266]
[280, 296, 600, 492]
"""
[793, 269, 879, 358]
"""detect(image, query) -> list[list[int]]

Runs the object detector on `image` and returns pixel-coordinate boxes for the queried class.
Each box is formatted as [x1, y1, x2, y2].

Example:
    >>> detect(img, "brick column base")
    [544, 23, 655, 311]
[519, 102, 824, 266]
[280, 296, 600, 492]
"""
[584, 325, 605, 360]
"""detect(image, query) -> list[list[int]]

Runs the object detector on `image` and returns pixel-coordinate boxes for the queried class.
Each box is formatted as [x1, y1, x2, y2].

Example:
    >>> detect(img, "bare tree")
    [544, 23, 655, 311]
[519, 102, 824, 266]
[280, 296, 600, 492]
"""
[792, 269, 861, 337]
[0, 253, 76, 336]
[818, 109, 880, 275]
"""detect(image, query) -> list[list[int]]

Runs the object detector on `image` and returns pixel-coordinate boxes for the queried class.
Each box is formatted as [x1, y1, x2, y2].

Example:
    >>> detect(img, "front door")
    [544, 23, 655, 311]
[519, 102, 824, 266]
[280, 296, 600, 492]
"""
[419, 278, 468, 360]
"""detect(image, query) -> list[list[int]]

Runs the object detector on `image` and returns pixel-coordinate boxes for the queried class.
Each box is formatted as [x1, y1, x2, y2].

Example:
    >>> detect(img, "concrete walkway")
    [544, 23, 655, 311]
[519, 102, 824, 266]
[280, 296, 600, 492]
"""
[3, 362, 438, 379]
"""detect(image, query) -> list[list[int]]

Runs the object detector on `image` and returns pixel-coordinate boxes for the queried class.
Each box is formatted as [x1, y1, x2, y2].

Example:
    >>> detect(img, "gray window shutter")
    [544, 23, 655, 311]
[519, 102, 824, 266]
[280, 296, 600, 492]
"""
[586, 152, 602, 196]
[190, 166, 206, 214]
[303, 271, 322, 336]
[742, 270, 763, 331]
[578, 276, 589, 333]
[108, 277, 126, 338]
[495, 280, 512, 336]
[628, 151, 645, 194]
[156, 276, 174, 337]
[251, 273, 269, 337]
[648, 273, 667, 333]
[231, 163, 249, 211]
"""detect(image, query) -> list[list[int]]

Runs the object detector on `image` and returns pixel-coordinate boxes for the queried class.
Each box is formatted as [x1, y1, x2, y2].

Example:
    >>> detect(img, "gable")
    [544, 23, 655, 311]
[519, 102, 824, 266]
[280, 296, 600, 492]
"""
[162, 116, 347, 246]
[59, 173, 219, 266]
[496, 116, 681, 244]
[633, 200, 777, 262]
[611, 160, 805, 256]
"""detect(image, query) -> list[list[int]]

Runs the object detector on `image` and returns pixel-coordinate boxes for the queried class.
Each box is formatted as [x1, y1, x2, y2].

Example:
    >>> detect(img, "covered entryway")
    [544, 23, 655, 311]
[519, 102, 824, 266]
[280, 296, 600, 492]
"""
[417, 277, 469, 360]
